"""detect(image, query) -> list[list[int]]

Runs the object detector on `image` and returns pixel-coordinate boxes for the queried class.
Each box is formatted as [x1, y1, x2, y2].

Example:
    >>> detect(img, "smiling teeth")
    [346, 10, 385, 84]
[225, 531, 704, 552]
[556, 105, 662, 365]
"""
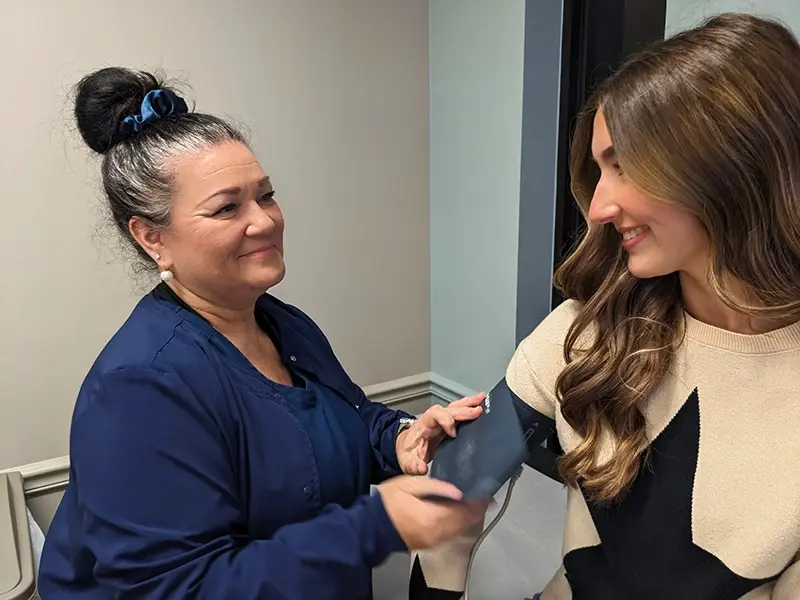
[622, 227, 646, 241]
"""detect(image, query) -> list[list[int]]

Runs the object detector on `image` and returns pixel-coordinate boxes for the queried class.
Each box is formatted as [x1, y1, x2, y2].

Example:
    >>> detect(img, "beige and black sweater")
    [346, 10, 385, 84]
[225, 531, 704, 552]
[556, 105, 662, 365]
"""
[411, 300, 800, 600]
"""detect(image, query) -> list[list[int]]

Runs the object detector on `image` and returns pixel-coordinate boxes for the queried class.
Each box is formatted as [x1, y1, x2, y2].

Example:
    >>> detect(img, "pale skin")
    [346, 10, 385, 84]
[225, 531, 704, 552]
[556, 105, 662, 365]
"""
[590, 109, 790, 335]
[128, 140, 489, 549]
[395, 397, 485, 475]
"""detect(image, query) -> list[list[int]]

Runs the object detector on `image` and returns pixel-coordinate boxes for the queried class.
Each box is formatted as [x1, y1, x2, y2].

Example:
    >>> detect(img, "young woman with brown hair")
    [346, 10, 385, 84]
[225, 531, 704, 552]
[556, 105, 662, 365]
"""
[412, 12, 800, 600]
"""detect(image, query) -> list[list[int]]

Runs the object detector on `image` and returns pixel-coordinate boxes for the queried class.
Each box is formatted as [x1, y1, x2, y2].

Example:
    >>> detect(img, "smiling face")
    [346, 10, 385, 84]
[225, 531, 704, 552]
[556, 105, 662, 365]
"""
[589, 109, 708, 280]
[132, 141, 286, 307]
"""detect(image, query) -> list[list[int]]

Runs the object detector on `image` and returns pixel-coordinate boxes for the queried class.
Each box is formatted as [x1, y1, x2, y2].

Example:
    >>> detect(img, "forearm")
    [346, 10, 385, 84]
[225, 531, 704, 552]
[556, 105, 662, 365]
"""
[89, 493, 406, 600]
[359, 397, 414, 481]
[201, 494, 404, 599]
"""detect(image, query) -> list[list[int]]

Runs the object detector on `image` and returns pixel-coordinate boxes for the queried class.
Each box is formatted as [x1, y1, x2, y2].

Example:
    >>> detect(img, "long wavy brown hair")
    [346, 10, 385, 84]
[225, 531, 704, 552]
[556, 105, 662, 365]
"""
[554, 13, 800, 503]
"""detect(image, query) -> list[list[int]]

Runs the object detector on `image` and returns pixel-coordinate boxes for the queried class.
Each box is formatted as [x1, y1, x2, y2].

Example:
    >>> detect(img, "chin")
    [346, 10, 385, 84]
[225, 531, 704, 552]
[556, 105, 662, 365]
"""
[249, 264, 286, 291]
[627, 257, 673, 280]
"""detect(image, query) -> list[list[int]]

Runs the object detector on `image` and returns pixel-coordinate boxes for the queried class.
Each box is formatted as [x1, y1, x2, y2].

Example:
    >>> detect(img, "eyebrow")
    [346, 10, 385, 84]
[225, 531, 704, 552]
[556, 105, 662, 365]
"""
[202, 176, 272, 204]
[591, 145, 616, 163]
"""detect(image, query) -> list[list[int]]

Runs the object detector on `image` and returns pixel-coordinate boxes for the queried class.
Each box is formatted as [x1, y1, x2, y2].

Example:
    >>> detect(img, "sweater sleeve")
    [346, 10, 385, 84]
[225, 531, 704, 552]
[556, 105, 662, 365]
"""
[68, 367, 406, 600]
[408, 301, 579, 599]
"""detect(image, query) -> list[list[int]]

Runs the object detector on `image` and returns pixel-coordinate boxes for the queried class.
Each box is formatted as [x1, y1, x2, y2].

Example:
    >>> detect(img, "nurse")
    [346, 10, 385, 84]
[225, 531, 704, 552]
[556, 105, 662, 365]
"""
[38, 66, 489, 600]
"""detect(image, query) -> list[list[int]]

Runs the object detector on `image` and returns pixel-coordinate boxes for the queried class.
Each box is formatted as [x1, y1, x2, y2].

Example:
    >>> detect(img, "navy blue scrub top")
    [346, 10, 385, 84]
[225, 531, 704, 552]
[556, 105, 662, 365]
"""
[278, 373, 372, 506]
[153, 283, 374, 508]
[38, 283, 410, 600]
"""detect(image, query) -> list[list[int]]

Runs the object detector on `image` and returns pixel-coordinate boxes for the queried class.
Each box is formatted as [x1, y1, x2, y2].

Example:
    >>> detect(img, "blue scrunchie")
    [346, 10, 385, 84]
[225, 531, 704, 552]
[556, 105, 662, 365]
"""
[117, 89, 189, 140]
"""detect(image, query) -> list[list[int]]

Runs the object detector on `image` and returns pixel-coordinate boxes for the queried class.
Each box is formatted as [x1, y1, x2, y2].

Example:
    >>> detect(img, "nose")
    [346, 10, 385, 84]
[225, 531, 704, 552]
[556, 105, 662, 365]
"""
[587, 185, 621, 226]
[244, 199, 277, 237]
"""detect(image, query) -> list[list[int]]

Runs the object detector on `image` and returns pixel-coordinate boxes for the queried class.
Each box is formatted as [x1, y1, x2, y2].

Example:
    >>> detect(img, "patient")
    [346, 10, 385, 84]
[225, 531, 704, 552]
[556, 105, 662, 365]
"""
[38, 66, 490, 600]
[411, 13, 800, 600]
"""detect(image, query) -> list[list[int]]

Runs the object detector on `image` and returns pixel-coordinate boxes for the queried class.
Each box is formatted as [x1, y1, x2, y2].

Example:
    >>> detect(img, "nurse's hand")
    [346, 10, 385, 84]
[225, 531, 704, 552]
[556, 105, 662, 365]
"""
[395, 393, 486, 475]
[377, 475, 490, 550]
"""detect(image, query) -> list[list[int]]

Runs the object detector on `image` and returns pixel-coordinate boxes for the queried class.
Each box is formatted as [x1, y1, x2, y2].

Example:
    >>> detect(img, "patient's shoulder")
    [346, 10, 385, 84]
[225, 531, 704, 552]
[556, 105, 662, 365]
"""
[506, 300, 583, 418]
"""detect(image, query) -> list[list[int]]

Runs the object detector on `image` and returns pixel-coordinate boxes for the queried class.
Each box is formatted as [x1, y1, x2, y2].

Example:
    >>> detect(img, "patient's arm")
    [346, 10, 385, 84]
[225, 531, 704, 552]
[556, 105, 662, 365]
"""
[408, 390, 557, 599]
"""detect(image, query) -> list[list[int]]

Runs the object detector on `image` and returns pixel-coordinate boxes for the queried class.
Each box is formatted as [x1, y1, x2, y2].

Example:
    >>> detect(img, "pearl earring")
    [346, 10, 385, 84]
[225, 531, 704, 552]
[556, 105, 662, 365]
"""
[153, 253, 173, 282]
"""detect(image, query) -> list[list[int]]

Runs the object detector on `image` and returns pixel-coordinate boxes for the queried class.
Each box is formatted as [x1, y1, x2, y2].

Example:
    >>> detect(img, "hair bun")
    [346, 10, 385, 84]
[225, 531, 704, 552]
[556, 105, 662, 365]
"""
[74, 67, 164, 154]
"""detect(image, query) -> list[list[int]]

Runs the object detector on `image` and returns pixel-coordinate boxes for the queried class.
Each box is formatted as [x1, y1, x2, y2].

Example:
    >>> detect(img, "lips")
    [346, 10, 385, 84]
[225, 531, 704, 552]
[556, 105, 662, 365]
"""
[241, 245, 275, 258]
[618, 225, 649, 250]
[621, 226, 647, 241]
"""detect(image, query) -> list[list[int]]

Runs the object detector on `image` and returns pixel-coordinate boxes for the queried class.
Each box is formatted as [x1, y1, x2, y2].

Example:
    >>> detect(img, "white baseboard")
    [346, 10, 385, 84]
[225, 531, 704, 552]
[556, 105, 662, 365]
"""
[362, 372, 434, 408]
[428, 372, 477, 404]
[4, 372, 471, 501]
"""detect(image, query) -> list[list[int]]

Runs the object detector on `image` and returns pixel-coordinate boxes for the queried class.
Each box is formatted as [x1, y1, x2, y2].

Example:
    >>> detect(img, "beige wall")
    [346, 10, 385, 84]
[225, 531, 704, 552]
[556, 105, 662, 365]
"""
[0, 0, 430, 471]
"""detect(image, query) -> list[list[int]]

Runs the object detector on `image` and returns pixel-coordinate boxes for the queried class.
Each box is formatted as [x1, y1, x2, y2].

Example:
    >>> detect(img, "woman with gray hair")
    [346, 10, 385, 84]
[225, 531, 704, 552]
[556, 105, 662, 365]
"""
[38, 66, 490, 600]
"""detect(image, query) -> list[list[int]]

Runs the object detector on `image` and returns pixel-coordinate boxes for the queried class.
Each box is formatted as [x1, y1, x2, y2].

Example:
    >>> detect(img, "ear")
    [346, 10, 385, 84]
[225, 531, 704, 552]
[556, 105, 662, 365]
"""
[129, 216, 169, 266]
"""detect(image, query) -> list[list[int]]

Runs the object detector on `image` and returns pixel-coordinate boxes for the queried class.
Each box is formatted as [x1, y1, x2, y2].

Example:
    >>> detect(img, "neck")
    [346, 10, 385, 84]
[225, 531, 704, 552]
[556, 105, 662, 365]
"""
[679, 270, 790, 335]
[167, 281, 260, 341]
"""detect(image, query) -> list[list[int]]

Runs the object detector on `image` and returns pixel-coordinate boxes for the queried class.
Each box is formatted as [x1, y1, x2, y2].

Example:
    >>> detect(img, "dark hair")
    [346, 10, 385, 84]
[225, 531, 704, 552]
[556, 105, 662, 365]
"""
[74, 67, 248, 263]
